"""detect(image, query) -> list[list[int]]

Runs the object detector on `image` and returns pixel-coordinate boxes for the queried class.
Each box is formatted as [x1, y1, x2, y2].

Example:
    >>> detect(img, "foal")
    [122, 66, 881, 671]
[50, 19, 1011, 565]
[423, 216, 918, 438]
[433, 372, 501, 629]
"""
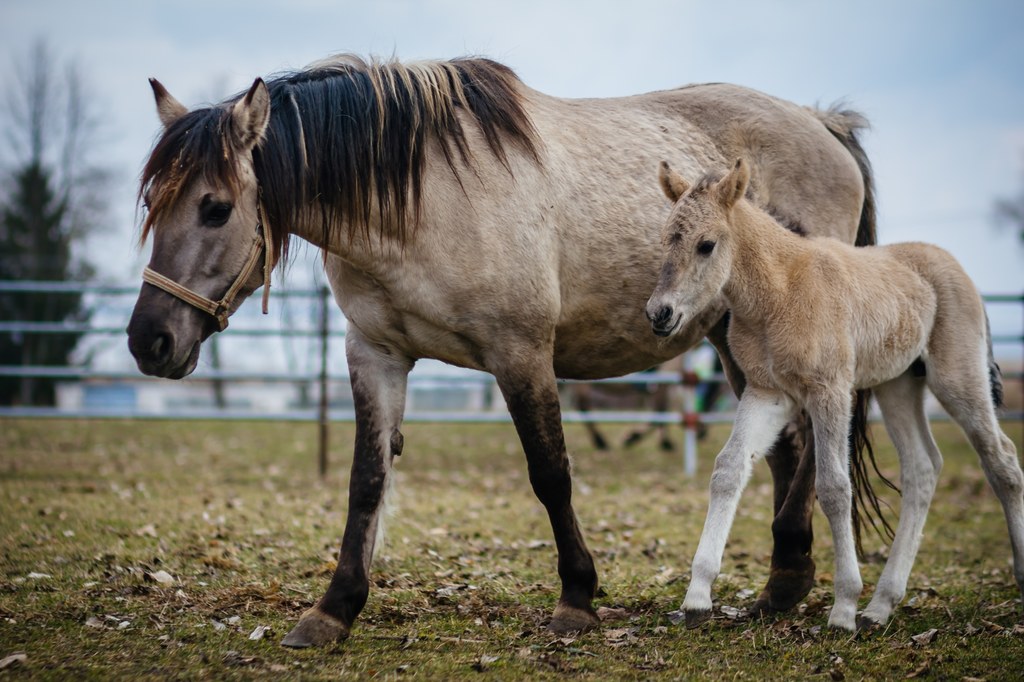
[645, 158, 1024, 631]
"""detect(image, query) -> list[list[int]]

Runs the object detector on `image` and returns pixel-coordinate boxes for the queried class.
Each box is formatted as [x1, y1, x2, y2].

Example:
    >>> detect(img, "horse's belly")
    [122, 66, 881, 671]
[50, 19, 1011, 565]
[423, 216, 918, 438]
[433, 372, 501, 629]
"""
[853, 314, 930, 388]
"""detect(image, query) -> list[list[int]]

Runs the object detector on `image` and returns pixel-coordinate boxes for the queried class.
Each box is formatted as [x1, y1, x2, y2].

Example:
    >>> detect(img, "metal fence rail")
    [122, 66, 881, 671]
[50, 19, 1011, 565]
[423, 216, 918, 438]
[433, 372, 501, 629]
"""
[2, 281, 1021, 476]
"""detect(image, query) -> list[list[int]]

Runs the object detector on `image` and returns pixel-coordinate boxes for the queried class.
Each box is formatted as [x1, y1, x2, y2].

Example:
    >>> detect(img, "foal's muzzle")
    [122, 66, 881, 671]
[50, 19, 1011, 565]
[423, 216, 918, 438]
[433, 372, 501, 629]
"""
[647, 304, 680, 337]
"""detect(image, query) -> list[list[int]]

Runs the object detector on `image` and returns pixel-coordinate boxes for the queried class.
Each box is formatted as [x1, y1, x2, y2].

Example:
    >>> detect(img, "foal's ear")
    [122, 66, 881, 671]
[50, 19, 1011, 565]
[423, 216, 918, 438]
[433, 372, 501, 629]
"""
[716, 158, 750, 209]
[659, 161, 690, 203]
[150, 78, 188, 129]
[229, 78, 271, 153]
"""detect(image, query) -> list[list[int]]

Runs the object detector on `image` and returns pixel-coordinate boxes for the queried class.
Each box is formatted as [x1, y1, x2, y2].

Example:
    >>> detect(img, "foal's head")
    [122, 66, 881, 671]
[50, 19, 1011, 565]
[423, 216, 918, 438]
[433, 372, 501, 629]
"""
[645, 158, 749, 337]
[127, 79, 271, 378]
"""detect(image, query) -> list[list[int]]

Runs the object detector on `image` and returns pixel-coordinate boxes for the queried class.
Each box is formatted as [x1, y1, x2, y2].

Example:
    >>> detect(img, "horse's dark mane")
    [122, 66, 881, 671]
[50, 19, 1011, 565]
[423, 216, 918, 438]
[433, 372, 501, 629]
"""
[140, 55, 540, 260]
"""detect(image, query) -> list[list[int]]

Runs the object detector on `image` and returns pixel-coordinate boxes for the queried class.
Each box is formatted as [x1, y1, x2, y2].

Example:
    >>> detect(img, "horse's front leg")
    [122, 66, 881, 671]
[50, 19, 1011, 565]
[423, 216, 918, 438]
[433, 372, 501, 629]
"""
[807, 389, 862, 631]
[682, 388, 796, 627]
[283, 329, 412, 648]
[492, 356, 600, 633]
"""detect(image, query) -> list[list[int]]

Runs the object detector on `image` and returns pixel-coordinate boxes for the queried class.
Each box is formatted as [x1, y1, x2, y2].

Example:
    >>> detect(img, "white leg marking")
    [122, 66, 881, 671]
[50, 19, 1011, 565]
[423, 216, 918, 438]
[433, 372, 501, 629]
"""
[683, 389, 796, 614]
[860, 374, 940, 627]
[808, 390, 862, 631]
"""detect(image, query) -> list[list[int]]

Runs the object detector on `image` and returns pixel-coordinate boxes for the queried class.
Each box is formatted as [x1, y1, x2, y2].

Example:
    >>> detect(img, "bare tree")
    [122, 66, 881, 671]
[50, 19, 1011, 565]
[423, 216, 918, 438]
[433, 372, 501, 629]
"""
[995, 152, 1024, 247]
[0, 39, 110, 405]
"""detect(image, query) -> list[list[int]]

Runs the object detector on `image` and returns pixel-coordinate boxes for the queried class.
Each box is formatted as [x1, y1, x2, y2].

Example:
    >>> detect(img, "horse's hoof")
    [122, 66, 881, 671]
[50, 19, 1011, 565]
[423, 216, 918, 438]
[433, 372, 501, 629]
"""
[752, 558, 816, 614]
[548, 603, 600, 634]
[281, 607, 349, 648]
[684, 609, 712, 629]
[748, 589, 773, 618]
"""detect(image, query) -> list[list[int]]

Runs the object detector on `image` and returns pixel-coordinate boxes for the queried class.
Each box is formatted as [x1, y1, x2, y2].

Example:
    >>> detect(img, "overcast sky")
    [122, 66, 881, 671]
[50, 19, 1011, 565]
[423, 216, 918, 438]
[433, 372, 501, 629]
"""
[2, 0, 1022, 348]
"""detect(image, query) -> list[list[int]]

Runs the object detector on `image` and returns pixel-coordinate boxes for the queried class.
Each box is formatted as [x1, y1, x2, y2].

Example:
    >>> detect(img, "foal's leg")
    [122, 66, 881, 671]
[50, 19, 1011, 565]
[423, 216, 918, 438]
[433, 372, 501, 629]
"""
[859, 372, 941, 628]
[493, 357, 600, 632]
[807, 390, 862, 631]
[283, 330, 412, 648]
[927, 355, 1024, 608]
[708, 317, 816, 614]
[682, 388, 796, 626]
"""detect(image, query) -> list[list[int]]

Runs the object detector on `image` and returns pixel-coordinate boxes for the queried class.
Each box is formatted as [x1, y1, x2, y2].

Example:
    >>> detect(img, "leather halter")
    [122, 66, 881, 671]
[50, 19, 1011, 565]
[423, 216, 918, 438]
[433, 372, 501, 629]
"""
[141, 205, 273, 331]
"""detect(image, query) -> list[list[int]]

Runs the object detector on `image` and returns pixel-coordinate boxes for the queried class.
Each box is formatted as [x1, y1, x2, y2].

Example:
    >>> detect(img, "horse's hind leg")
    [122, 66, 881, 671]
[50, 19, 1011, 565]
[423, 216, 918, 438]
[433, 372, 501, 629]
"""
[493, 355, 600, 633]
[283, 330, 412, 648]
[574, 385, 609, 450]
[927, 350, 1024, 609]
[859, 372, 940, 628]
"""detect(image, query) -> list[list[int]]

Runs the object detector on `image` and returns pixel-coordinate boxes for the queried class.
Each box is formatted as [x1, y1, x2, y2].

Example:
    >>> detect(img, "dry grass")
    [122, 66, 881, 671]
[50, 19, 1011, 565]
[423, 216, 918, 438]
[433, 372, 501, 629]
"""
[1, 416, 1023, 679]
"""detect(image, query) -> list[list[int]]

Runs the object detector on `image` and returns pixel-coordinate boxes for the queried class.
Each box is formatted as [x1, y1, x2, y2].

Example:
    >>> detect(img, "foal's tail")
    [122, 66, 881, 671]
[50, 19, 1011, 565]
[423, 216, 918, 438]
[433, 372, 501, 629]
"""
[986, 311, 1005, 409]
[813, 105, 877, 248]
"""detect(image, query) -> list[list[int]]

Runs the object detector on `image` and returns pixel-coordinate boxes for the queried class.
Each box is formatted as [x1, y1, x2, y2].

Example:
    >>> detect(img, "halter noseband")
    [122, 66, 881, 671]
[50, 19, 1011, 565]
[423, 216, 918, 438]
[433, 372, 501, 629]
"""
[141, 205, 273, 331]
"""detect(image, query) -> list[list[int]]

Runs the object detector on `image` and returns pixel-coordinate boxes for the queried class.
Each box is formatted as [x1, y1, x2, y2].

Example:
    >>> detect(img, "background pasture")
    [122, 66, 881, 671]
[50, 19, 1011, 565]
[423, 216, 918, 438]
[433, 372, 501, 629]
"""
[1, 417, 1022, 679]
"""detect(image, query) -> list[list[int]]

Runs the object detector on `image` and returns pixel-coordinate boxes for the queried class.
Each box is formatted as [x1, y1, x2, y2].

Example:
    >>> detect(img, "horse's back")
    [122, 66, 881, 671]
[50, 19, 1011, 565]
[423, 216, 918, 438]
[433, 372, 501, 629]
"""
[530, 82, 865, 241]
[504, 84, 871, 378]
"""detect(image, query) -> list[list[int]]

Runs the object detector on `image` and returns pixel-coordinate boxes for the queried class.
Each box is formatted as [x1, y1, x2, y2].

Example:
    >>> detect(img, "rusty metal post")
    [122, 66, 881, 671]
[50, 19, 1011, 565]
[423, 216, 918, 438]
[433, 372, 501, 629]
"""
[318, 285, 330, 478]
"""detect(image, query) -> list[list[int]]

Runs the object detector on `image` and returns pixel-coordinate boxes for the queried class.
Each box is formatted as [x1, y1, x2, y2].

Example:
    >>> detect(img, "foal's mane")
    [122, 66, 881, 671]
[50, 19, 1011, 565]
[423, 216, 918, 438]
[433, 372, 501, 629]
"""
[140, 55, 540, 260]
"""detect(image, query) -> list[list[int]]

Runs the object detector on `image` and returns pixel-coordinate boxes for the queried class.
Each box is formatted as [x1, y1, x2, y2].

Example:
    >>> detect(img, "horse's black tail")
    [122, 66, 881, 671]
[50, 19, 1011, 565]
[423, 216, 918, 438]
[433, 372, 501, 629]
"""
[814, 105, 877, 248]
[816, 105, 897, 556]
[848, 389, 899, 558]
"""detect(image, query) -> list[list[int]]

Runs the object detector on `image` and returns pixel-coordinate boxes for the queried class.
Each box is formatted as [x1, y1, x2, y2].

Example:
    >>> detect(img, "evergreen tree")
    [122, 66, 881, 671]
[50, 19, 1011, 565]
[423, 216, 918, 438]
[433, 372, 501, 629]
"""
[0, 41, 105, 405]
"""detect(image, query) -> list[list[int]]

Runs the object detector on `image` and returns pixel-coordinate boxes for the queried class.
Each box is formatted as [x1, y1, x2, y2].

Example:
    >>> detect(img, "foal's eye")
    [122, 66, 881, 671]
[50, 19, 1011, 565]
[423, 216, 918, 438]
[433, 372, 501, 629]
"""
[696, 240, 716, 256]
[200, 197, 233, 227]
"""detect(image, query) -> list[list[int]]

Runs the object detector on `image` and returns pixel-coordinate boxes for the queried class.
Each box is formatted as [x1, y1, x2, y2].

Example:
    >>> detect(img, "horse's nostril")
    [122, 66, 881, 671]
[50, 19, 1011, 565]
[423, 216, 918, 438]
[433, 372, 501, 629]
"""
[653, 306, 673, 326]
[149, 333, 173, 363]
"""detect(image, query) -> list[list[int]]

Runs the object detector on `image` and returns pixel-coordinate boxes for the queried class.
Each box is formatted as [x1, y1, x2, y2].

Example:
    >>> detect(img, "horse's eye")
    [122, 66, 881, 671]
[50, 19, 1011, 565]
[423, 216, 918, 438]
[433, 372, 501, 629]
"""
[697, 240, 716, 256]
[200, 197, 233, 227]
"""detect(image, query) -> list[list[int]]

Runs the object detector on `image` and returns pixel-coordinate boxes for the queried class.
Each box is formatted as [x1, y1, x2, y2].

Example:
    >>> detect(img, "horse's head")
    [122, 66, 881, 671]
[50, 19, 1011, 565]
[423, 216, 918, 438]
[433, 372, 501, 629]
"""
[645, 158, 749, 338]
[127, 78, 272, 379]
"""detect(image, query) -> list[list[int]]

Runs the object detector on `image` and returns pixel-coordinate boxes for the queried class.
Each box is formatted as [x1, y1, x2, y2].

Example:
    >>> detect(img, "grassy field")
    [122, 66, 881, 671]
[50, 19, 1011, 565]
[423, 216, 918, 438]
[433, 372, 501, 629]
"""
[1, 416, 1023, 680]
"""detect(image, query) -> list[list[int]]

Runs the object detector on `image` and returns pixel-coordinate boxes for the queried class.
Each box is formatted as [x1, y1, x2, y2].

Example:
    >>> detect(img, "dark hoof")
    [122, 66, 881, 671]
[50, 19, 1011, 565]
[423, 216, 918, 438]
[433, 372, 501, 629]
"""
[548, 603, 600, 634]
[281, 607, 349, 648]
[750, 558, 817, 615]
[855, 615, 883, 633]
[685, 609, 712, 629]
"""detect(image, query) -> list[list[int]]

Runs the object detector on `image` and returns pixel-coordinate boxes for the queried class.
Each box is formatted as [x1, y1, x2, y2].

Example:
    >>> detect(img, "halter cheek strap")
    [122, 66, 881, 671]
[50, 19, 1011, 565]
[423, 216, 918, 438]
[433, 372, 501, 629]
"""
[141, 207, 273, 332]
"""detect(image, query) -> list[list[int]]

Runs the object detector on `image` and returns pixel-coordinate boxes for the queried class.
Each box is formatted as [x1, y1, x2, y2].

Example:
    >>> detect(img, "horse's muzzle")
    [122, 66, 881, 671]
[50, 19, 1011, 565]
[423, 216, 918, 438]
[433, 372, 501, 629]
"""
[646, 304, 680, 337]
[126, 314, 202, 379]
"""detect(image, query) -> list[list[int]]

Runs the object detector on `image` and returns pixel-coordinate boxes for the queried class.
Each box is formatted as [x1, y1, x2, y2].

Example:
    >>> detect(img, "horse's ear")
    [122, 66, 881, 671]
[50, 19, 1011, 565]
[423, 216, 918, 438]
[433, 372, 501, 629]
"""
[150, 78, 188, 129]
[229, 78, 271, 153]
[716, 158, 750, 209]
[659, 161, 689, 203]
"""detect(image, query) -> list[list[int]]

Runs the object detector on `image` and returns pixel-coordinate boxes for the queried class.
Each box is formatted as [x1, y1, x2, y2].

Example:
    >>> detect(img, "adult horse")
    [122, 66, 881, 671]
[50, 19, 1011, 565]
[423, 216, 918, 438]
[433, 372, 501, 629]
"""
[126, 55, 877, 647]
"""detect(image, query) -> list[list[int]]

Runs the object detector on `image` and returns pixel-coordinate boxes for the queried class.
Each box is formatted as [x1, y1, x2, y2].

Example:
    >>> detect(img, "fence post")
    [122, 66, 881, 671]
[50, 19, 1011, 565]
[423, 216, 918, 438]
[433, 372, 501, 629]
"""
[318, 285, 330, 479]
[680, 366, 700, 477]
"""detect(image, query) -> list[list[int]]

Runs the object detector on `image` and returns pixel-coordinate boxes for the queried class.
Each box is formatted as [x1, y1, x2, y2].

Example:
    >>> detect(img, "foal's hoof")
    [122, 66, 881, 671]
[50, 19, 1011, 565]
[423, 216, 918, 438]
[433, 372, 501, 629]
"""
[684, 608, 712, 629]
[855, 615, 884, 633]
[281, 607, 349, 648]
[548, 603, 600, 634]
